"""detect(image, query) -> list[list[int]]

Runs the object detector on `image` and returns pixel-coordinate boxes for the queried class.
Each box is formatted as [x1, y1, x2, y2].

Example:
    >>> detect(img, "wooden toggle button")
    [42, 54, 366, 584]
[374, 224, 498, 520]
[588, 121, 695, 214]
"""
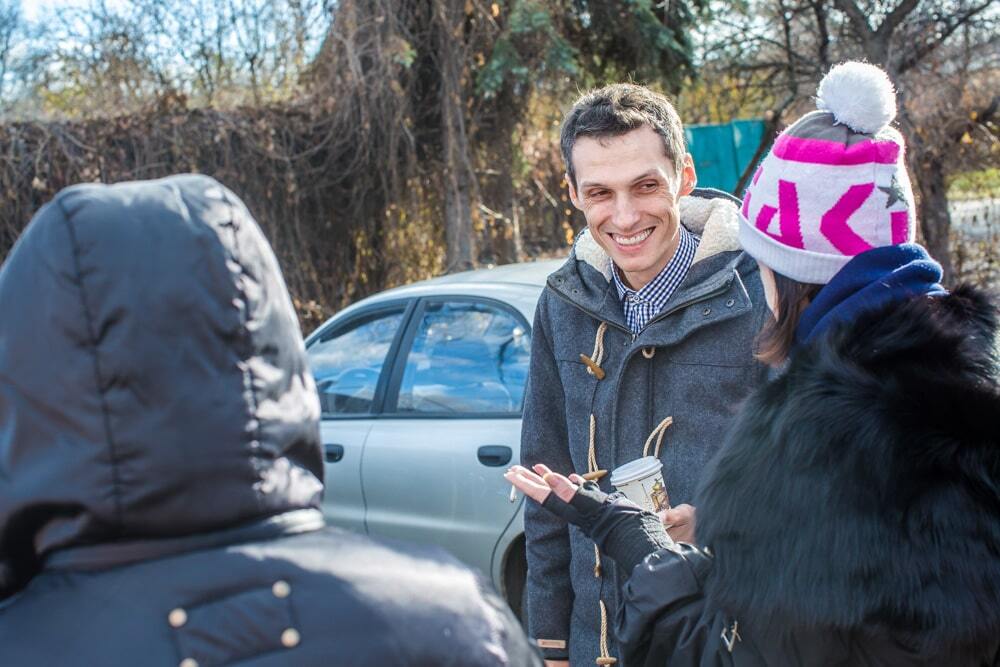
[579, 353, 606, 380]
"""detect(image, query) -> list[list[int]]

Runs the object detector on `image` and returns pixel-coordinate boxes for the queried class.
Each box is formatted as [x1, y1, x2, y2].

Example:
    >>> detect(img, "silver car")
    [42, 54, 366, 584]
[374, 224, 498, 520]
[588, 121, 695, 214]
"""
[304, 259, 562, 617]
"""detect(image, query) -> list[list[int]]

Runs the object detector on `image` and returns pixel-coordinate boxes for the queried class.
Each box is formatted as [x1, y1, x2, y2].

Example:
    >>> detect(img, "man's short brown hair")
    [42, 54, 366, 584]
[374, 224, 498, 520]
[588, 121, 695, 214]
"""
[560, 83, 687, 187]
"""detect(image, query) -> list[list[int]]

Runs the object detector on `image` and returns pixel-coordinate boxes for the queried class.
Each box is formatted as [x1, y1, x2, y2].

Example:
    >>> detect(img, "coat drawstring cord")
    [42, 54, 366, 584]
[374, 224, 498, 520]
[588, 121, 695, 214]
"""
[583, 323, 616, 666]
[587, 414, 602, 481]
[642, 416, 673, 459]
[580, 322, 608, 380]
[596, 600, 616, 666]
[580, 323, 673, 666]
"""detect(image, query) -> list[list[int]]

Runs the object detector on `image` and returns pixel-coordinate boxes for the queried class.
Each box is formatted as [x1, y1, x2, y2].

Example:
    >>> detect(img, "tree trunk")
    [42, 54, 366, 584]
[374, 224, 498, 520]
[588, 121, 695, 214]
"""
[911, 150, 955, 284]
[898, 101, 955, 284]
[484, 90, 521, 265]
[510, 196, 524, 262]
[442, 143, 475, 272]
[436, 0, 475, 273]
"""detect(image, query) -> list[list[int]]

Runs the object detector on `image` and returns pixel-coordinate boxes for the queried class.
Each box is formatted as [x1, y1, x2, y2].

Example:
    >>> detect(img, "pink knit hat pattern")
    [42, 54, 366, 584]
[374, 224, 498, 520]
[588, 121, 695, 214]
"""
[738, 62, 916, 284]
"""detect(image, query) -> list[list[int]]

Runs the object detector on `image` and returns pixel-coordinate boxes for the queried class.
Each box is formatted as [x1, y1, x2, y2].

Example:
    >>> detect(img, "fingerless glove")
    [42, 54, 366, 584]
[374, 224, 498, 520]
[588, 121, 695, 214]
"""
[541, 482, 675, 573]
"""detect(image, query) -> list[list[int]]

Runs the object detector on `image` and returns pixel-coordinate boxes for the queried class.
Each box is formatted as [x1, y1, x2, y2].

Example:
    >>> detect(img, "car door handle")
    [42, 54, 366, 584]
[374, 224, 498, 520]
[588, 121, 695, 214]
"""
[477, 445, 512, 467]
[324, 444, 345, 463]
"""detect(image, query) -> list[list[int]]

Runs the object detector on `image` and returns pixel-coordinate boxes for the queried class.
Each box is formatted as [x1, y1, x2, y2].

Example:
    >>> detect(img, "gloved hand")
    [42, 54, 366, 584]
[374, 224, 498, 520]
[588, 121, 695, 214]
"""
[506, 464, 675, 573]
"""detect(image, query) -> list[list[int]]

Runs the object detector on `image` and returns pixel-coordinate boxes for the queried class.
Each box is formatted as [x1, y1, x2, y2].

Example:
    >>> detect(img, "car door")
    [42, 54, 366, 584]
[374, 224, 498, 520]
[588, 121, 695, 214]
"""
[305, 300, 414, 534]
[360, 296, 531, 575]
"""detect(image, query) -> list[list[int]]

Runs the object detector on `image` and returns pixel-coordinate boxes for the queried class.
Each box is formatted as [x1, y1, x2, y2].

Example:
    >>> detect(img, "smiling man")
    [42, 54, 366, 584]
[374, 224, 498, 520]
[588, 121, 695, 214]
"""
[520, 84, 771, 666]
[570, 123, 700, 331]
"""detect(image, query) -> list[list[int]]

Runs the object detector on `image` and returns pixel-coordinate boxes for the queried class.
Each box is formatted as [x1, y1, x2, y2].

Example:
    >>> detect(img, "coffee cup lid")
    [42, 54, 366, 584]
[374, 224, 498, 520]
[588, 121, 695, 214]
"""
[609, 456, 663, 487]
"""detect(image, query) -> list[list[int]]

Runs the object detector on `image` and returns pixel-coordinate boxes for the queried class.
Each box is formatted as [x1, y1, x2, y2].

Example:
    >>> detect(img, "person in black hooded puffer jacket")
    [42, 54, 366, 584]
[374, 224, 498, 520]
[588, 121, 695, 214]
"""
[506, 62, 1000, 666]
[0, 174, 541, 667]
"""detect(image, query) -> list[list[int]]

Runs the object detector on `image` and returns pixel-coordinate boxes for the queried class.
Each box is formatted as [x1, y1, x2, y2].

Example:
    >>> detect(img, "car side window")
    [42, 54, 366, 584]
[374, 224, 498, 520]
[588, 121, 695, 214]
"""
[396, 300, 530, 415]
[307, 306, 406, 416]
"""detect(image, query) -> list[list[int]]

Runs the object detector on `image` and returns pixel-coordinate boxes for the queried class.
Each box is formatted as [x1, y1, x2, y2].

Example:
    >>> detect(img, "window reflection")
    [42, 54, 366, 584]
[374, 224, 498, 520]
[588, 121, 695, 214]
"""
[397, 301, 530, 414]
[308, 308, 405, 415]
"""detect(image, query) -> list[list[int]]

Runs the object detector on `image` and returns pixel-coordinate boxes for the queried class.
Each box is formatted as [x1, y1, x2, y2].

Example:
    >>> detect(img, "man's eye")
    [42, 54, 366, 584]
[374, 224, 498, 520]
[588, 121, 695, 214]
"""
[639, 182, 658, 191]
[588, 190, 609, 199]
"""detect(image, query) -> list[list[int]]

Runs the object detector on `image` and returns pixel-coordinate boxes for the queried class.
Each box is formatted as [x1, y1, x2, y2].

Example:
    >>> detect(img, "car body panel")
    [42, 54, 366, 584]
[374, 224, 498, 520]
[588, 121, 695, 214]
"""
[304, 259, 564, 592]
[319, 419, 372, 534]
[491, 497, 526, 598]
[361, 417, 523, 575]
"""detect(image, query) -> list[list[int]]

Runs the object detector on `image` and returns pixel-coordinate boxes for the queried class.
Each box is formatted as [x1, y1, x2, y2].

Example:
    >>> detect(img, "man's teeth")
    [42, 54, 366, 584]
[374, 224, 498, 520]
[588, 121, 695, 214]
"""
[614, 229, 652, 246]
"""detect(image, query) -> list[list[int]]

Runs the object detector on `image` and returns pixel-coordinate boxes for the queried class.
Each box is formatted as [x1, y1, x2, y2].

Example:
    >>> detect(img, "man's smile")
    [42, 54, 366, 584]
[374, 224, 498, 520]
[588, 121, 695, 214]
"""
[611, 227, 654, 247]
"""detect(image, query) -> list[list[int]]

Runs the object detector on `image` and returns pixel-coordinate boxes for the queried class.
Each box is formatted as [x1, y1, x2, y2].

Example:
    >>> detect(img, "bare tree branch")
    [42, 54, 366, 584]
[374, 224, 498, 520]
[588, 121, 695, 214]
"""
[0, 2, 20, 110]
[734, 92, 797, 194]
[832, 0, 873, 41]
[810, 0, 831, 69]
[895, 0, 996, 75]
[874, 0, 920, 41]
[948, 93, 1000, 144]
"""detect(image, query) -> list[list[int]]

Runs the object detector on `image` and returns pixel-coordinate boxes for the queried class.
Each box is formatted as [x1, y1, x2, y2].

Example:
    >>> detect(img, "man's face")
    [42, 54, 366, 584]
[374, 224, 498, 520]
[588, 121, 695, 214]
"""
[567, 125, 696, 290]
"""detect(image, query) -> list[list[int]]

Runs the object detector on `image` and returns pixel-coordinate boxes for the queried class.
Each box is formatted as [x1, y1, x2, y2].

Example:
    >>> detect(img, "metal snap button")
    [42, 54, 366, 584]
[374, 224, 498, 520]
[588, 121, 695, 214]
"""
[168, 608, 188, 628]
[725, 298, 735, 307]
[282, 628, 301, 648]
[272, 580, 291, 598]
[179, 659, 198, 667]
[702, 307, 711, 316]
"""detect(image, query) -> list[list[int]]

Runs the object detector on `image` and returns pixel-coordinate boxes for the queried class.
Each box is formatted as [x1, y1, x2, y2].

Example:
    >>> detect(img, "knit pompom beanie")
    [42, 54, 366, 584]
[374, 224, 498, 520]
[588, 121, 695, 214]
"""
[738, 61, 916, 284]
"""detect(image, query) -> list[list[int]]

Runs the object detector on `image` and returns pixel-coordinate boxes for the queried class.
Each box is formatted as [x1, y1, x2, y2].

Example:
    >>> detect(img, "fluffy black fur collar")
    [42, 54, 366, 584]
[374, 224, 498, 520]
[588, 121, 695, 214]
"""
[696, 285, 1000, 651]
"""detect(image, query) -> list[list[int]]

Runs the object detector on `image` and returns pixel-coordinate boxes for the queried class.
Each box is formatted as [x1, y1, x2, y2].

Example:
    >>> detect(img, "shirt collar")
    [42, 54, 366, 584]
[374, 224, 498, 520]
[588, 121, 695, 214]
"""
[611, 226, 698, 303]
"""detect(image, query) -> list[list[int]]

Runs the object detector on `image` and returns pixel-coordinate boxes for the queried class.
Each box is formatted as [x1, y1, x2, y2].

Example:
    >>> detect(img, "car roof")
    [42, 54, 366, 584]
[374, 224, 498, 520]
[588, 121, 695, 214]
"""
[305, 258, 567, 342]
[382, 258, 565, 293]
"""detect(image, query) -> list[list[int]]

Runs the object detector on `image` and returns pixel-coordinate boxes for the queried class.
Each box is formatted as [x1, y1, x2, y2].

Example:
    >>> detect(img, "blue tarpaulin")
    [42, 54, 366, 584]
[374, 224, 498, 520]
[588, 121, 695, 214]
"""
[684, 119, 768, 195]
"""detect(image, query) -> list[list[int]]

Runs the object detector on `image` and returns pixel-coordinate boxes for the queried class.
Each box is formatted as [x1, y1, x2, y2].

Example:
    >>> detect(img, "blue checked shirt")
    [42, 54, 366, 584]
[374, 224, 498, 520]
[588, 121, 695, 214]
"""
[611, 227, 700, 334]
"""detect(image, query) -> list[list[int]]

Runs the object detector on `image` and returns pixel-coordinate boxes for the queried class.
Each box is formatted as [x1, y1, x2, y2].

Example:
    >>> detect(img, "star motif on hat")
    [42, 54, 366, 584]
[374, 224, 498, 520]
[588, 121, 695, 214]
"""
[878, 175, 907, 209]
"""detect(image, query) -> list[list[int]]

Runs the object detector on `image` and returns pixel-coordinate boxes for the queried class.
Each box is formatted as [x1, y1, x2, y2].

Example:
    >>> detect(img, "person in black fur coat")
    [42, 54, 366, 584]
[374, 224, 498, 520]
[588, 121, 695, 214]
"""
[507, 61, 1000, 666]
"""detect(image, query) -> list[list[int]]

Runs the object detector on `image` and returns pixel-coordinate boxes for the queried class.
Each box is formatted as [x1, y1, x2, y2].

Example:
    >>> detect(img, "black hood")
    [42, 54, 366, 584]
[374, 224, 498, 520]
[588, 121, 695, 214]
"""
[0, 175, 323, 596]
[697, 286, 1000, 651]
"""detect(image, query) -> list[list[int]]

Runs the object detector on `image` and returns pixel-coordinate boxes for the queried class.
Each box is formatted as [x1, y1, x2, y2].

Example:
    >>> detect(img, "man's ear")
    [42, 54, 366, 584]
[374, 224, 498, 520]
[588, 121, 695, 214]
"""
[679, 154, 697, 197]
[566, 174, 583, 210]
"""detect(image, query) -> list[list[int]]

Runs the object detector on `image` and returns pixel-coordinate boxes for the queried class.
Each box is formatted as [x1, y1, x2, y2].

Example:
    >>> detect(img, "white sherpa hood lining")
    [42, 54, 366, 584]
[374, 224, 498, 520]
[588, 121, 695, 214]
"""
[573, 195, 742, 281]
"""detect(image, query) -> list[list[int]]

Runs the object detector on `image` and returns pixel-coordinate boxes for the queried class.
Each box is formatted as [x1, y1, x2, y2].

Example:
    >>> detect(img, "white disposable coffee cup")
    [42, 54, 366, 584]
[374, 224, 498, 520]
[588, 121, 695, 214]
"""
[609, 456, 670, 513]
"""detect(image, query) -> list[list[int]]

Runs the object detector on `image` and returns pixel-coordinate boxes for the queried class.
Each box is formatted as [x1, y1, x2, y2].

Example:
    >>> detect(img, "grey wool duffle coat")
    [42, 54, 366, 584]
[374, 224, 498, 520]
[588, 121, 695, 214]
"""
[520, 188, 771, 664]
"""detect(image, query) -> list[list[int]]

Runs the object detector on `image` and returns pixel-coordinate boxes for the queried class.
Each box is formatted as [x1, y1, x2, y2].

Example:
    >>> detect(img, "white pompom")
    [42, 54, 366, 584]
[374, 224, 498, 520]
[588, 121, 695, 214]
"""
[816, 61, 896, 134]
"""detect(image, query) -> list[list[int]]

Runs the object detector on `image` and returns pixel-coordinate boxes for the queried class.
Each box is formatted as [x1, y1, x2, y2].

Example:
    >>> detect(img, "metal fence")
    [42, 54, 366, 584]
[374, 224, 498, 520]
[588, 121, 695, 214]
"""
[951, 198, 1000, 240]
[952, 198, 1000, 289]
